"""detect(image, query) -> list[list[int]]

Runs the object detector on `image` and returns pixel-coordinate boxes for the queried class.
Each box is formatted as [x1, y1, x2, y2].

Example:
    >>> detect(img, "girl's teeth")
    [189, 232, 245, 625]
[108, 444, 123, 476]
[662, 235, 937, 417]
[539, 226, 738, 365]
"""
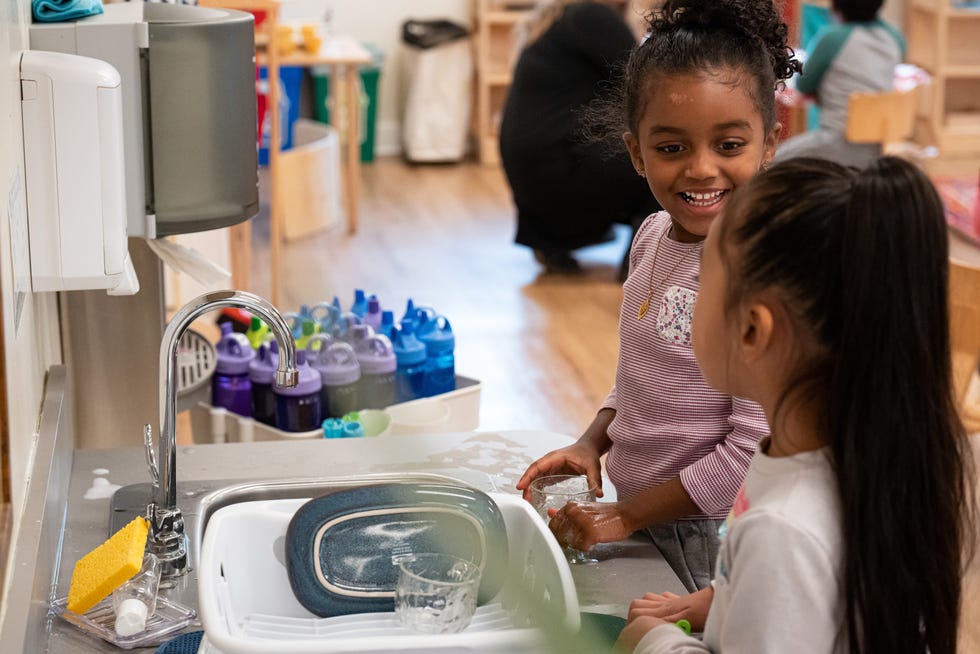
[681, 191, 724, 206]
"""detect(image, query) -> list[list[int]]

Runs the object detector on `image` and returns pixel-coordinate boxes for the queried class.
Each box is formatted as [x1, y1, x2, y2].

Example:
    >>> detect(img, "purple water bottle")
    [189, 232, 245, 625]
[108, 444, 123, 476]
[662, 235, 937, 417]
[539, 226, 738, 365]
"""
[212, 323, 255, 417]
[309, 341, 361, 418]
[364, 295, 383, 332]
[356, 334, 396, 409]
[249, 341, 278, 426]
[273, 349, 322, 432]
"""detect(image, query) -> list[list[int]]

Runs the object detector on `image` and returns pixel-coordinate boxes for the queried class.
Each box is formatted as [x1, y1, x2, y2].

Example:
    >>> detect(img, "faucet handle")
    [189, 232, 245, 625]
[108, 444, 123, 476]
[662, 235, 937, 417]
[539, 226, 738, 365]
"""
[143, 423, 159, 489]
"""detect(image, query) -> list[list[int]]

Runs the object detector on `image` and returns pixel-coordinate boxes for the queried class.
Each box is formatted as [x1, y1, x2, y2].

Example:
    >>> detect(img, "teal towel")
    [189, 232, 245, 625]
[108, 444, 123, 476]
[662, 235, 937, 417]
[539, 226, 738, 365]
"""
[32, 0, 103, 23]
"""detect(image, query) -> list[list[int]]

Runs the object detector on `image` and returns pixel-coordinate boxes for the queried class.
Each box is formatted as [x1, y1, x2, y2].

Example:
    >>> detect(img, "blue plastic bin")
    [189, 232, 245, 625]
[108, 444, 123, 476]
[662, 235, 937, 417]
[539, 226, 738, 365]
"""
[258, 65, 304, 166]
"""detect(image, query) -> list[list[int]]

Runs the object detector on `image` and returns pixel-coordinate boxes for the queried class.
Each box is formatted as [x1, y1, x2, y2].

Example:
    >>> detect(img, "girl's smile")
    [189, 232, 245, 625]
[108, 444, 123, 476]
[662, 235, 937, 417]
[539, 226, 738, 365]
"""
[625, 70, 778, 241]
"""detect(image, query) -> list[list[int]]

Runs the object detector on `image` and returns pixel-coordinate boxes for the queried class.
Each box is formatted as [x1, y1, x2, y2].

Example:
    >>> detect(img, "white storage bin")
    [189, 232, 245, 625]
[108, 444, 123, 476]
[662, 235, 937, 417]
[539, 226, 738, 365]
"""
[189, 375, 481, 442]
[198, 493, 580, 654]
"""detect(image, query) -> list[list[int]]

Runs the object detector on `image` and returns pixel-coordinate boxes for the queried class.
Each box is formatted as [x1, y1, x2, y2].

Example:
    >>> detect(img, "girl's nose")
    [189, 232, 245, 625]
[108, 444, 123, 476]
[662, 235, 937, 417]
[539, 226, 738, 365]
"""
[684, 149, 718, 180]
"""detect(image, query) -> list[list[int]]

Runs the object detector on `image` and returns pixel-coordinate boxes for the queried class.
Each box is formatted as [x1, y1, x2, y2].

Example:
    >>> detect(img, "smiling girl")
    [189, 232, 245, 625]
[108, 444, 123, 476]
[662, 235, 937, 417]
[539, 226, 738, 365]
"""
[516, 0, 801, 591]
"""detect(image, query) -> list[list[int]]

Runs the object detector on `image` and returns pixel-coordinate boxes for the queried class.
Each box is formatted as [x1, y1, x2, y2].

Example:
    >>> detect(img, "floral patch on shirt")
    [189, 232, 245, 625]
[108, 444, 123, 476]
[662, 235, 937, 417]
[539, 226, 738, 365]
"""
[656, 285, 697, 345]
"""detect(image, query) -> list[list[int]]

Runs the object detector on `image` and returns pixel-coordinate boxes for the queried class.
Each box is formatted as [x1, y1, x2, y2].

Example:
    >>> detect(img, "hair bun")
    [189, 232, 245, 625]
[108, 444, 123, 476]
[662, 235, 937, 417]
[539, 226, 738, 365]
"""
[651, 0, 802, 81]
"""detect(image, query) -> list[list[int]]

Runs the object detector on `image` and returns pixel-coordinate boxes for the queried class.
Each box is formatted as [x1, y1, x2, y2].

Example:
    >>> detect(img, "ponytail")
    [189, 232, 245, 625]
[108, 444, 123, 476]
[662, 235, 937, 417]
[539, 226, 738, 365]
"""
[722, 156, 976, 654]
[832, 157, 970, 654]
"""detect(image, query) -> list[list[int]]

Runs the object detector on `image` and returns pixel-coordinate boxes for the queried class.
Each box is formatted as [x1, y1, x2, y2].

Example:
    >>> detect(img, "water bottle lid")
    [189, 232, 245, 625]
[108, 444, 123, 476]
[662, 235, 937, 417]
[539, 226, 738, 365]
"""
[332, 312, 362, 341]
[367, 296, 380, 314]
[392, 320, 426, 365]
[381, 310, 394, 327]
[419, 316, 455, 354]
[414, 306, 439, 337]
[249, 343, 280, 384]
[348, 324, 375, 350]
[309, 342, 361, 385]
[356, 334, 397, 374]
[215, 322, 255, 374]
[312, 301, 340, 334]
[401, 298, 416, 324]
[301, 319, 316, 336]
[273, 349, 322, 396]
[352, 289, 367, 316]
[322, 417, 345, 438]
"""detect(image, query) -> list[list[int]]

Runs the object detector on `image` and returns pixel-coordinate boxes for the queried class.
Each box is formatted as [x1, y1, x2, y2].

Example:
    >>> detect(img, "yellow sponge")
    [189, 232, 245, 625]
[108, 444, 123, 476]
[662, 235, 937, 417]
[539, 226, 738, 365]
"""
[67, 516, 149, 614]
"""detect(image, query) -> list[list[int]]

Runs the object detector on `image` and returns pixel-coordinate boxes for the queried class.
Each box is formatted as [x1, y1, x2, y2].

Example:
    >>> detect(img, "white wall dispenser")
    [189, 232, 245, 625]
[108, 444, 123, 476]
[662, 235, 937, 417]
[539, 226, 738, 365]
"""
[20, 49, 138, 295]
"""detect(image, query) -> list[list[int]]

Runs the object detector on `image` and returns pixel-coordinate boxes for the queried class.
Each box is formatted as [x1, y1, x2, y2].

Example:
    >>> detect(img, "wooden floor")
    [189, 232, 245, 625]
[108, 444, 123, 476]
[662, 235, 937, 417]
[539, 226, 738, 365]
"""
[245, 158, 629, 438]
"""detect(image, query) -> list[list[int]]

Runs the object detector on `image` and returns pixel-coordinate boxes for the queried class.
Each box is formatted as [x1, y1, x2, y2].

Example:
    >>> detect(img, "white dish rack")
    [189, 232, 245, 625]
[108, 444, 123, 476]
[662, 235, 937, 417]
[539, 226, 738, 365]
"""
[198, 493, 580, 653]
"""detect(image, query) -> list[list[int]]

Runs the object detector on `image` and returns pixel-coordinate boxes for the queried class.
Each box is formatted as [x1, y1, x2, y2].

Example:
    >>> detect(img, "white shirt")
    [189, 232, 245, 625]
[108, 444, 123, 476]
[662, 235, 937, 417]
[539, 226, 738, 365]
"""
[634, 444, 845, 653]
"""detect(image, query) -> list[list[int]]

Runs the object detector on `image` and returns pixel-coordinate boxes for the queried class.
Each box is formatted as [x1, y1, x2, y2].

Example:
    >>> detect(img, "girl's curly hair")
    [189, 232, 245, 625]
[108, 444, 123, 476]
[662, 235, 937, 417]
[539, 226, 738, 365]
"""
[582, 0, 801, 151]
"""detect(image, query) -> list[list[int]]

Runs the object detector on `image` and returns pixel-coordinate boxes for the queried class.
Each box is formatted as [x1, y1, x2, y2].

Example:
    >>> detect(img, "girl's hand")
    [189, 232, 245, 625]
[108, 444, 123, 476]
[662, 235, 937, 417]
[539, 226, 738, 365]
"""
[547, 500, 632, 550]
[616, 615, 671, 652]
[627, 586, 714, 633]
[515, 443, 603, 502]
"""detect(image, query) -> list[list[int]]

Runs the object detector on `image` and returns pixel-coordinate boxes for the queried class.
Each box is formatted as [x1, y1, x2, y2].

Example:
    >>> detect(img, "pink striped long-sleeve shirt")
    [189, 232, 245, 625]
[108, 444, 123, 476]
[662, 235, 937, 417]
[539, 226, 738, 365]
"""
[602, 212, 769, 519]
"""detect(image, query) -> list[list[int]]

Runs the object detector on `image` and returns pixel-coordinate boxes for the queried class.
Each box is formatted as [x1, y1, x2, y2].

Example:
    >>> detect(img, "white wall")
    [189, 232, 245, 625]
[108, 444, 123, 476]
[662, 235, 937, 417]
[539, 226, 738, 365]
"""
[0, 0, 63, 601]
[278, 0, 473, 155]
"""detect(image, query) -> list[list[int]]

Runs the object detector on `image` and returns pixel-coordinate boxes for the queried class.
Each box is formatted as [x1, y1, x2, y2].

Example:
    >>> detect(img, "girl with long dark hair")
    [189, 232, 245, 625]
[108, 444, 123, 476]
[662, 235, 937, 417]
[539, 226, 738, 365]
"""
[620, 156, 977, 653]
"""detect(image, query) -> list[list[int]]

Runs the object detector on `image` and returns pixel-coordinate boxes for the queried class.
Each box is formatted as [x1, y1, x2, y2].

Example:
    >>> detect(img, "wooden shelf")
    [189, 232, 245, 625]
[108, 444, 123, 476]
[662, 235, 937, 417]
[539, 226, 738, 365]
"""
[473, 0, 527, 164]
[907, 0, 980, 153]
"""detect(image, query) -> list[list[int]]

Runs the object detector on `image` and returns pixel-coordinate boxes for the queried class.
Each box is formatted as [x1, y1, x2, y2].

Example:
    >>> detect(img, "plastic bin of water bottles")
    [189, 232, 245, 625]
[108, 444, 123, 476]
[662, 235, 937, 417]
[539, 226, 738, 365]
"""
[188, 375, 481, 443]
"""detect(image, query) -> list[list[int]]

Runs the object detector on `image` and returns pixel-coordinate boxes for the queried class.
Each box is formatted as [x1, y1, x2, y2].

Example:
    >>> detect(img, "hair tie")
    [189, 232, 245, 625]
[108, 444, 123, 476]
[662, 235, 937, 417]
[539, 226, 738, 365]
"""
[672, 8, 685, 20]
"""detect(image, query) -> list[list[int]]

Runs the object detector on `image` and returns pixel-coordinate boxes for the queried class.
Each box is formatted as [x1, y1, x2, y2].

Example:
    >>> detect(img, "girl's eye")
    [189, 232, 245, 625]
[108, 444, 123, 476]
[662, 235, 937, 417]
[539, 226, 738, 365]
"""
[656, 144, 684, 154]
[718, 141, 745, 152]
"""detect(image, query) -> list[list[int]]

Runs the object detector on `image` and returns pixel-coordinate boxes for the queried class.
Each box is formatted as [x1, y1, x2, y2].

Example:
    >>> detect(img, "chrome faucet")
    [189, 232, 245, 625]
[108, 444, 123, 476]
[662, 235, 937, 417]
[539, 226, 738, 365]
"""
[143, 290, 299, 577]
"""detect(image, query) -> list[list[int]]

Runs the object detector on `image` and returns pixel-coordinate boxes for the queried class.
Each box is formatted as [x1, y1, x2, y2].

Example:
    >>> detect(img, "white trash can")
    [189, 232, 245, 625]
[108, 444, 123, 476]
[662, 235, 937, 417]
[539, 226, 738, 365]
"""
[401, 19, 472, 162]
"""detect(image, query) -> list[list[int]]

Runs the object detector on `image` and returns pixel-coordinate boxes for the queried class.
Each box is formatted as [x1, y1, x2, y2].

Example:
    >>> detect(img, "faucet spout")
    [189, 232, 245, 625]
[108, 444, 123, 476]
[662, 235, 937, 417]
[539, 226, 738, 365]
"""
[149, 290, 298, 576]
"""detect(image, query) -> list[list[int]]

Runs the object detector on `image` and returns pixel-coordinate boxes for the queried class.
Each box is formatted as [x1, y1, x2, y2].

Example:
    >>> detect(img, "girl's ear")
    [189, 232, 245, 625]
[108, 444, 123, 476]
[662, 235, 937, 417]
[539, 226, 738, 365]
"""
[623, 132, 645, 175]
[740, 301, 775, 363]
[762, 122, 783, 168]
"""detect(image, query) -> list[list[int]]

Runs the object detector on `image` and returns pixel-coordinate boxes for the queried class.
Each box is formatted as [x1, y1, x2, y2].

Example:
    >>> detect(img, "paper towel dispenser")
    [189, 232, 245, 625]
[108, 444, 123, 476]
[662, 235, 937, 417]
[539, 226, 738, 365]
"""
[20, 50, 139, 295]
[30, 2, 258, 239]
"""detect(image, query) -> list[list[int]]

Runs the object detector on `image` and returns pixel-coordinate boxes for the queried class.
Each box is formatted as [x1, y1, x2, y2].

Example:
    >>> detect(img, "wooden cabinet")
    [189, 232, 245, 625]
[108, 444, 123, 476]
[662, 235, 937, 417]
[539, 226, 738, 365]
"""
[473, 0, 533, 165]
[907, 0, 980, 153]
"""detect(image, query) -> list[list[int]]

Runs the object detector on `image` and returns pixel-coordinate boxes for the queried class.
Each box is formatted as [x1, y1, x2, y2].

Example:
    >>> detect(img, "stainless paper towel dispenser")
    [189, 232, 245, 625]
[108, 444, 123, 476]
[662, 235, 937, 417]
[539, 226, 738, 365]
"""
[30, 2, 259, 239]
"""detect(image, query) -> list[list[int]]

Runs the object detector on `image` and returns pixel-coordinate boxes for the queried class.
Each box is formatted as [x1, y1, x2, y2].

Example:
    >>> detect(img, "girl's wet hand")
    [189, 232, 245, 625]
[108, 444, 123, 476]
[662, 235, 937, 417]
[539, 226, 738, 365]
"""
[514, 444, 603, 502]
[547, 501, 630, 551]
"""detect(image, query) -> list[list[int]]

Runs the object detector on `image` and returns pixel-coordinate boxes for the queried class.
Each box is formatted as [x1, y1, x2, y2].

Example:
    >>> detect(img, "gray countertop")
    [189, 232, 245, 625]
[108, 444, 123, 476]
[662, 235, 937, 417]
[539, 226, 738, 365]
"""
[44, 430, 686, 652]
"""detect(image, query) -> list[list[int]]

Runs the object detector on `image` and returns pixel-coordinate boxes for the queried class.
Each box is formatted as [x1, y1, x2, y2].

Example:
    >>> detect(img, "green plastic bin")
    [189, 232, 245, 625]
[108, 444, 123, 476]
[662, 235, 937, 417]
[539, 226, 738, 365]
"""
[312, 43, 384, 162]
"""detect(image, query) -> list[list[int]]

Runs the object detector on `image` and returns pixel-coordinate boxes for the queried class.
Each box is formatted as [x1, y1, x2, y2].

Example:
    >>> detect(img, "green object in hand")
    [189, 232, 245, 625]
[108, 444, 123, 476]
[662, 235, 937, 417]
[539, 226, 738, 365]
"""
[675, 619, 692, 635]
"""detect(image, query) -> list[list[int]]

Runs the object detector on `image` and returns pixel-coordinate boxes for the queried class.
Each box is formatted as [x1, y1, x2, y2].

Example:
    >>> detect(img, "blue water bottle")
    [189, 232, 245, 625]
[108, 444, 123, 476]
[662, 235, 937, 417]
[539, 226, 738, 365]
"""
[355, 334, 396, 409]
[249, 341, 278, 425]
[273, 349, 322, 432]
[351, 289, 368, 318]
[309, 341, 361, 418]
[392, 320, 427, 402]
[212, 322, 255, 416]
[419, 316, 456, 397]
[378, 310, 395, 339]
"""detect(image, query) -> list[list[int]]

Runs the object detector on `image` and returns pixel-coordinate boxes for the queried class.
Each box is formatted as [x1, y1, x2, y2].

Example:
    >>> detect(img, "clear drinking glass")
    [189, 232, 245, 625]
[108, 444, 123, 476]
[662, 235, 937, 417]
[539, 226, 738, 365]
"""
[529, 474, 599, 564]
[394, 553, 482, 634]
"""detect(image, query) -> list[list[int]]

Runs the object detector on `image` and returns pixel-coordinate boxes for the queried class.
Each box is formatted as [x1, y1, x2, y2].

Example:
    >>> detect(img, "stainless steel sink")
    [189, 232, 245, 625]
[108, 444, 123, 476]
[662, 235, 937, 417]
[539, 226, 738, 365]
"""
[107, 472, 474, 614]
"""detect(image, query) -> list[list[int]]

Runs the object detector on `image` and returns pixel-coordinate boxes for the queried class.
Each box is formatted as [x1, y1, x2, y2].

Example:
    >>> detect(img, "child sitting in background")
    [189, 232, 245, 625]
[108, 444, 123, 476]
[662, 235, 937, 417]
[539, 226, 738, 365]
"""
[775, 0, 905, 167]
[517, 0, 800, 592]
[618, 156, 977, 654]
